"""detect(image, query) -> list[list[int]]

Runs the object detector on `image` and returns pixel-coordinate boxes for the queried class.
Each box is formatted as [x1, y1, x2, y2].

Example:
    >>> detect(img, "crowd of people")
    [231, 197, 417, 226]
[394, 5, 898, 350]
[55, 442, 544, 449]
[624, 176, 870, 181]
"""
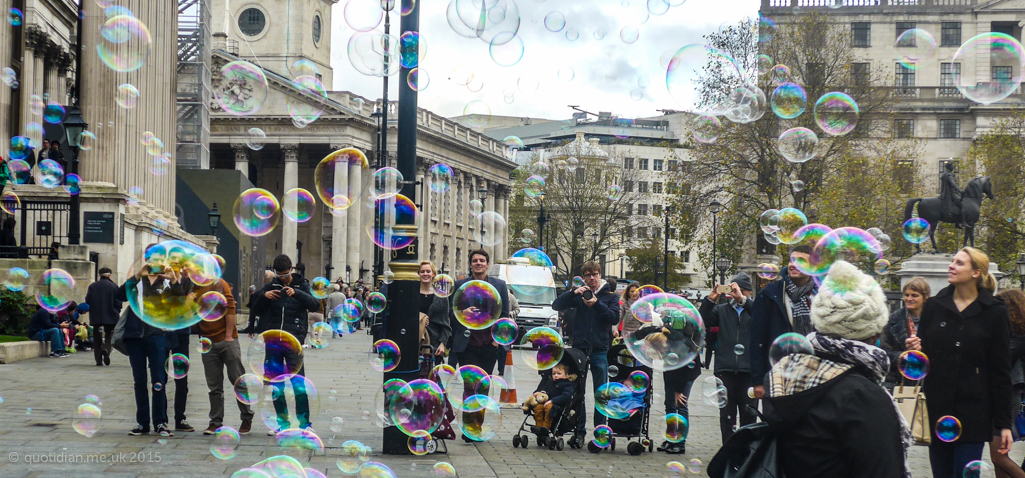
[23, 239, 1025, 477]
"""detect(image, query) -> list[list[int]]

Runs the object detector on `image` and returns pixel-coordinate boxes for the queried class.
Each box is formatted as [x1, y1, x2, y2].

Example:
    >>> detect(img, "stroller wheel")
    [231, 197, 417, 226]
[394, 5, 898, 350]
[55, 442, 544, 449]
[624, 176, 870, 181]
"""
[512, 435, 521, 448]
[548, 437, 557, 450]
[627, 441, 645, 456]
[587, 440, 601, 453]
[610, 437, 616, 451]
[556, 438, 565, 451]
[522, 437, 529, 448]
[426, 439, 438, 454]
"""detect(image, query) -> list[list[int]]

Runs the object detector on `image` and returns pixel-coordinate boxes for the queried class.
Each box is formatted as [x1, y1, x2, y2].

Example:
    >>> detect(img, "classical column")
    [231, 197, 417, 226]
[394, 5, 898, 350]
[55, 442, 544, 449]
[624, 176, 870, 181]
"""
[232, 143, 250, 179]
[417, 163, 430, 260]
[330, 144, 349, 280]
[496, 187, 507, 261]
[346, 154, 362, 283]
[20, 47, 35, 136]
[281, 144, 300, 262]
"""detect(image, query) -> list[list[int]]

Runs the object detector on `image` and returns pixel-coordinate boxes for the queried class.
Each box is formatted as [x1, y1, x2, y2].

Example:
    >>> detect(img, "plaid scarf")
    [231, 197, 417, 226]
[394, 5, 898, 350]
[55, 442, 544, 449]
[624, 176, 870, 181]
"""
[785, 278, 816, 335]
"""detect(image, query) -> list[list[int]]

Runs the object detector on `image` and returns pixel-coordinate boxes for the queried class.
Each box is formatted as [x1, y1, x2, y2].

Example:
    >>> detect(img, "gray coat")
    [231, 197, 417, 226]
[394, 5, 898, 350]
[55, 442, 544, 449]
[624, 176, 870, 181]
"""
[425, 295, 451, 350]
[85, 276, 123, 325]
[699, 296, 753, 373]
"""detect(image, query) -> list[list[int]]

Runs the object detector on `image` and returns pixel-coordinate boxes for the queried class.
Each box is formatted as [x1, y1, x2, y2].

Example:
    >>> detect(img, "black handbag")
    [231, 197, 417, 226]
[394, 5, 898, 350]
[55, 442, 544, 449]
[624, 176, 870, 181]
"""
[708, 422, 787, 478]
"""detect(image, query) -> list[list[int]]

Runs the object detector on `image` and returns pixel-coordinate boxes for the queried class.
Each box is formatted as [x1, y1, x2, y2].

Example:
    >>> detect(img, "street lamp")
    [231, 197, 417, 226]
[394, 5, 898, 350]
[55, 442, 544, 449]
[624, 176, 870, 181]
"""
[536, 193, 547, 251]
[208, 203, 221, 236]
[477, 185, 488, 246]
[619, 253, 626, 281]
[63, 102, 88, 245]
[708, 199, 722, 286]
[1017, 253, 1025, 291]
[715, 256, 732, 286]
[663, 205, 672, 290]
[591, 231, 598, 259]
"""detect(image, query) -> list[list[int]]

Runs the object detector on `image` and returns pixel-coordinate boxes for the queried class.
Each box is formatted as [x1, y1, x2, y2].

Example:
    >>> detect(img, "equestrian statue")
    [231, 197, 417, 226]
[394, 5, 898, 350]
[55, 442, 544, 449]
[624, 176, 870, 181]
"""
[903, 163, 993, 254]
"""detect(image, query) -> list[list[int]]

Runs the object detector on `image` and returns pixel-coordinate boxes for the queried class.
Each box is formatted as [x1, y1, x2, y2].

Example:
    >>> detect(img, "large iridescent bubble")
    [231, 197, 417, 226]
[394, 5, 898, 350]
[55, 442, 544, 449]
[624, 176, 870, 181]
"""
[247, 330, 304, 382]
[667, 45, 743, 113]
[287, 76, 328, 125]
[97, 15, 152, 72]
[233, 188, 280, 237]
[35, 269, 75, 313]
[314, 148, 370, 212]
[777, 127, 818, 163]
[952, 33, 1025, 105]
[624, 293, 704, 371]
[800, 227, 884, 276]
[366, 194, 419, 250]
[813, 92, 859, 136]
[520, 326, 564, 371]
[770, 82, 806, 119]
[388, 379, 446, 435]
[215, 61, 269, 116]
[453, 280, 502, 330]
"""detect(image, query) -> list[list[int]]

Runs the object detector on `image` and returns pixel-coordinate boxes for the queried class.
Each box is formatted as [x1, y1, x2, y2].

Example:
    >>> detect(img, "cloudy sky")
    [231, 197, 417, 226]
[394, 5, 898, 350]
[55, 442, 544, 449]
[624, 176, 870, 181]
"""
[328, 0, 761, 122]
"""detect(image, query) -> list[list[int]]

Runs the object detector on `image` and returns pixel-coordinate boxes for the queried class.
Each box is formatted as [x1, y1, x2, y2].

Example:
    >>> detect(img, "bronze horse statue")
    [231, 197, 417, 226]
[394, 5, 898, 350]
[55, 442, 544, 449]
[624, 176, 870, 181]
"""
[903, 176, 993, 253]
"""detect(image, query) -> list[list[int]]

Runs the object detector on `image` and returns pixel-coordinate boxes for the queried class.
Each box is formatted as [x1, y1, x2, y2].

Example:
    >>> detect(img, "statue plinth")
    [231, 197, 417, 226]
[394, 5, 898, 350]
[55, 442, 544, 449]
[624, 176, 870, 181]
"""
[896, 253, 1004, 295]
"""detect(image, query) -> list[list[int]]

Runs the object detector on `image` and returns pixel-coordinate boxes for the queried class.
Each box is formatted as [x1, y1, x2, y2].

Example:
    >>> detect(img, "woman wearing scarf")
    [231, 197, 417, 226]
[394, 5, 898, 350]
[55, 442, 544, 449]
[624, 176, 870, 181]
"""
[765, 260, 909, 477]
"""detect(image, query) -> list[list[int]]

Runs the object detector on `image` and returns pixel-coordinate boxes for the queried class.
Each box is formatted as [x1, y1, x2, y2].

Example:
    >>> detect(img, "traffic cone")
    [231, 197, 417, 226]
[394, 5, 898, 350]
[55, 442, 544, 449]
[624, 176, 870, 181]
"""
[499, 349, 518, 404]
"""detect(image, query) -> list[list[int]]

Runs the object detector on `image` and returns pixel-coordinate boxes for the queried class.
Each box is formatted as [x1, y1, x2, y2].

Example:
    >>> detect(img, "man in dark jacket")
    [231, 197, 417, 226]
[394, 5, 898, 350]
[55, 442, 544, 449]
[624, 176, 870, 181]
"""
[749, 245, 817, 399]
[699, 272, 755, 443]
[448, 249, 510, 375]
[86, 267, 122, 366]
[27, 304, 68, 357]
[249, 254, 320, 434]
[551, 260, 619, 441]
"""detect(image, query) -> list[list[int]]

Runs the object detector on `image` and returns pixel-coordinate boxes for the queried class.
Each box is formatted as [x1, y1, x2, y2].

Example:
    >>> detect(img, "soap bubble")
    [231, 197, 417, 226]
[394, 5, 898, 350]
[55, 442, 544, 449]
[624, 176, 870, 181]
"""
[777, 127, 818, 163]
[768, 332, 813, 366]
[770, 82, 806, 119]
[627, 370, 649, 392]
[115, 83, 139, 109]
[246, 128, 266, 151]
[166, 353, 190, 379]
[215, 61, 269, 116]
[35, 269, 75, 313]
[692, 115, 721, 144]
[801, 227, 883, 276]
[963, 460, 994, 478]
[491, 318, 518, 346]
[813, 92, 859, 136]
[595, 382, 634, 419]
[233, 188, 280, 237]
[903, 218, 930, 244]
[935, 415, 962, 442]
[42, 102, 65, 124]
[372, 167, 403, 200]
[558, 66, 575, 82]
[198, 292, 228, 321]
[758, 15, 776, 42]
[664, 413, 688, 443]
[701, 376, 728, 407]
[78, 131, 96, 151]
[757, 263, 780, 280]
[343, 0, 383, 31]
[198, 337, 213, 354]
[314, 148, 369, 212]
[371, 339, 400, 372]
[544, 11, 565, 32]
[433, 274, 455, 298]
[35, 159, 64, 189]
[524, 175, 545, 198]
[1, 192, 20, 215]
[366, 194, 420, 250]
[460, 394, 502, 441]
[874, 259, 891, 274]
[620, 25, 640, 44]
[287, 76, 327, 125]
[8, 136, 30, 161]
[607, 184, 623, 200]
[428, 164, 453, 193]
[367, 292, 387, 313]
[433, 462, 457, 477]
[520, 326, 564, 371]
[774, 208, 808, 244]
[448, 0, 521, 45]
[247, 330, 304, 382]
[210, 426, 240, 459]
[336, 440, 370, 473]
[637, 285, 664, 298]
[388, 378, 446, 435]
[97, 15, 152, 72]
[5, 267, 29, 291]
[9, 8, 23, 26]
[150, 154, 171, 176]
[258, 374, 320, 431]
[952, 33, 1025, 105]
[593, 424, 613, 448]
[233, 373, 263, 405]
[895, 28, 938, 71]
[283, 188, 316, 223]
[489, 32, 524, 67]
[462, 100, 491, 129]
[624, 293, 704, 371]
[72, 403, 102, 437]
[898, 350, 930, 380]
[667, 45, 742, 113]
[473, 212, 507, 247]
[769, 64, 790, 85]
[453, 280, 502, 330]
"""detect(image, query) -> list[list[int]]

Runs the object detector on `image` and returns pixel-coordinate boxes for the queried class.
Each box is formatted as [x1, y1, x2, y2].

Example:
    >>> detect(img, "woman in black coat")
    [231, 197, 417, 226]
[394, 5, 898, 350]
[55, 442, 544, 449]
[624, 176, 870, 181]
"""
[907, 247, 1013, 478]
[416, 260, 451, 356]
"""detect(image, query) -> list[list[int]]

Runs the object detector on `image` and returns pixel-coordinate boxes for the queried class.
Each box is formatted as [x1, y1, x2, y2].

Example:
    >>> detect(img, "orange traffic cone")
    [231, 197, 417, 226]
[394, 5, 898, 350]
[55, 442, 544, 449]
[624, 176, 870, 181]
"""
[499, 349, 518, 404]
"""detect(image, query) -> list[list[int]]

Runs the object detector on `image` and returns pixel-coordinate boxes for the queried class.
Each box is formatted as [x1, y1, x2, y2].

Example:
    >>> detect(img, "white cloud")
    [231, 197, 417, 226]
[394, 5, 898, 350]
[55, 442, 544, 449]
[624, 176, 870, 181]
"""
[330, 0, 760, 121]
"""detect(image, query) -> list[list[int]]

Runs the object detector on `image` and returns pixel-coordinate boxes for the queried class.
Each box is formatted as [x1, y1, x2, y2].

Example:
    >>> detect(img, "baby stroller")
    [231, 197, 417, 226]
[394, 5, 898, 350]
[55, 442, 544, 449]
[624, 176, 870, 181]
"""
[588, 344, 653, 455]
[411, 344, 455, 455]
[512, 347, 589, 451]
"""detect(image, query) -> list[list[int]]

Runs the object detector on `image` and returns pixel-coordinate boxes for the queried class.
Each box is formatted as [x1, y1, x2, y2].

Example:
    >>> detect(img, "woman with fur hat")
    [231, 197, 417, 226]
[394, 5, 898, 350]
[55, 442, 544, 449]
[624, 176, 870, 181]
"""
[764, 260, 909, 477]
[906, 247, 1012, 478]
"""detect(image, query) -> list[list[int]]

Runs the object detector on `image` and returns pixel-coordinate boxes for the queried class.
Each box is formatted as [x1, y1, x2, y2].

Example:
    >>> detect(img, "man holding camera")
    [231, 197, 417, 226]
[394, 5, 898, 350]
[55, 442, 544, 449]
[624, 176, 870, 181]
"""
[551, 261, 620, 445]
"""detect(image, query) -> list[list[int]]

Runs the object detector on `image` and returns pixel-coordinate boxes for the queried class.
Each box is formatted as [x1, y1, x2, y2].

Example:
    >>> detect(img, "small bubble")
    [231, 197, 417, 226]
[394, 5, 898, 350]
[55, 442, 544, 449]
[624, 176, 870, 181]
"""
[400, 328, 406, 334]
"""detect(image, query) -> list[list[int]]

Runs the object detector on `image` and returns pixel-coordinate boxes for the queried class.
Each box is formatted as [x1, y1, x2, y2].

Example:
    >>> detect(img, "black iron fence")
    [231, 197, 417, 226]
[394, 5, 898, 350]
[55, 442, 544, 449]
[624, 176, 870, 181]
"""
[0, 199, 72, 258]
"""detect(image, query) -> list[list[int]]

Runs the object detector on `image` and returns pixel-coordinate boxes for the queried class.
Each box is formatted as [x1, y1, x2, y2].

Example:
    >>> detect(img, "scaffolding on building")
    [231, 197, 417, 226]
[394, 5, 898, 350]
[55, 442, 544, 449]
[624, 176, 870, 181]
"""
[176, 0, 211, 170]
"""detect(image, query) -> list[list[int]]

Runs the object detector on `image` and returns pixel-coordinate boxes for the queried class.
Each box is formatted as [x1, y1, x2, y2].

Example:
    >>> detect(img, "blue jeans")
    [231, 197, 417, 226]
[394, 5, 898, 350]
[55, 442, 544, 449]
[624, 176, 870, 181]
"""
[31, 328, 64, 353]
[577, 349, 609, 433]
[928, 441, 985, 478]
[125, 335, 168, 429]
[664, 367, 695, 443]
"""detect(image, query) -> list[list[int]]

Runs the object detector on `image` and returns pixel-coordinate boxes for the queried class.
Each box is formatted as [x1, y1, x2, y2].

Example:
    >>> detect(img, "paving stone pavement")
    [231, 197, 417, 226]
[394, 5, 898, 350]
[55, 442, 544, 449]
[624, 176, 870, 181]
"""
[0, 331, 1019, 477]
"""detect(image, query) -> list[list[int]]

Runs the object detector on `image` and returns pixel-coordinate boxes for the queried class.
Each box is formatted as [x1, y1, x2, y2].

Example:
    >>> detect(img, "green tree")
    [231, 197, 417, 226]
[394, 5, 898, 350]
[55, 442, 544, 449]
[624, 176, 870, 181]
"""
[624, 237, 691, 290]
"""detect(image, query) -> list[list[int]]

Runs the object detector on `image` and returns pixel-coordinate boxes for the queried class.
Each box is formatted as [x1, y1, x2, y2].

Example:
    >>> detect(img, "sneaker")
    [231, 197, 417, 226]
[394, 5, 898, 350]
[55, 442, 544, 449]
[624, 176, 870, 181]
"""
[664, 442, 686, 454]
[203, 424, 219, 435]
[156, 424, 174, 437]
[103, 352, 110, 366]
[239, 419, 252, 435]
[129, 424, 149, 436]
[58, 351, 71, 357]
[656, 440, 669, 452]
[49, 352, 60, 358]
[176, 420, 195, 432]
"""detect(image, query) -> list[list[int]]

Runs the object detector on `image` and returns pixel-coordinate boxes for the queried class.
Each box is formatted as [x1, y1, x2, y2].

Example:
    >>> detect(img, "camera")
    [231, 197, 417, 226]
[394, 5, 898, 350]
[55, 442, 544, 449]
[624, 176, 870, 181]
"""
[583, 290, 594, 300]
[715, 285, 732, 294]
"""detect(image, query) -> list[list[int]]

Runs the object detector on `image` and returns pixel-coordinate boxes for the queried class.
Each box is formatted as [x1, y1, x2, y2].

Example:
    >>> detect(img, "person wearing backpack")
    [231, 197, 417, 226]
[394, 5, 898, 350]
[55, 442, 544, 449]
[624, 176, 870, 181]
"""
[763, 261, 908, 477]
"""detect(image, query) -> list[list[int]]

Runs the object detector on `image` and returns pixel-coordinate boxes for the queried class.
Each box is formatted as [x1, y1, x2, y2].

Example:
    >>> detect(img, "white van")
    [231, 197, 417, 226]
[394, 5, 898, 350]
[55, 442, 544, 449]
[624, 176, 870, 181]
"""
[488, 258, 560, 344]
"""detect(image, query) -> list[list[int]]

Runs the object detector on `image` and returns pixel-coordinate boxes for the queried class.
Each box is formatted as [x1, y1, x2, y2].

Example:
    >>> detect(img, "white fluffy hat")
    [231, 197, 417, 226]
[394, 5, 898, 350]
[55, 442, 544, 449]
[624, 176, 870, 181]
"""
[810, 261, 888, 341]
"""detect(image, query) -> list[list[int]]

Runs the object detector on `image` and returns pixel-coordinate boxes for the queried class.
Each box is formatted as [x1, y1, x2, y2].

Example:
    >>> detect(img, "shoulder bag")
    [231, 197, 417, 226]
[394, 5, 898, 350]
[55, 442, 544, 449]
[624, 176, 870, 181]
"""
[892, 382, 930, 445]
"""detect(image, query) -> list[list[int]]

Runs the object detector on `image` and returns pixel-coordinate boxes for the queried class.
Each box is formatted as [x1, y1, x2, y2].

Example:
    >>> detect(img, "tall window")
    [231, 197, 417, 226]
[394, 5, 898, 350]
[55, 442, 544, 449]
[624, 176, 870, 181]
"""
[639, 227, 648, 239]
[653, 182, 663, 194]
[852, 22, 871, 47]
[895, 64, 916, 96]
[940, 63, 960, 96]
[939, 119, 960, 139]
[893, 160, 915, 194]
[638, 181, 649, 193]
[993, 66, 1013, 82]
[668, 160, 678, 171]
[575, 168, 585, 182]
[625, 226, 633, 238]
[851, 63, 870, 86]
[894, 119, 914, 138]
[624, 157, 634, 169]
[624, 180, 633, 192]
[896, 22, 917, 45]
[312, 15, 322, 43]
[638, 204, 648, 216]
[640, 158, 649, 170]
[682, 250, 691, 263]
[653, 159, 664, 171]
[625, 204, 633, 215]
[941, 22, 961, 46]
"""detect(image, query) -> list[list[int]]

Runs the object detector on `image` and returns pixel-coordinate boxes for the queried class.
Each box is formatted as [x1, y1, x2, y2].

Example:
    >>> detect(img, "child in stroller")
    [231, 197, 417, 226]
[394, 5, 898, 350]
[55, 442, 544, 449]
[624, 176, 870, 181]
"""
[523, 363, 576, 434]
[513, 347, 589, 450]
[589, 344, 653, 455]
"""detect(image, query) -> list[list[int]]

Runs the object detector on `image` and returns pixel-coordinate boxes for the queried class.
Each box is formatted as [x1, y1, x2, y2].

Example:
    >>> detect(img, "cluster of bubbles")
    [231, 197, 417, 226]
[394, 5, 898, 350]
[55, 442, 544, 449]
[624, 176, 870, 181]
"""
[757, 208, 894, 278]
[72, 394, 103, 438]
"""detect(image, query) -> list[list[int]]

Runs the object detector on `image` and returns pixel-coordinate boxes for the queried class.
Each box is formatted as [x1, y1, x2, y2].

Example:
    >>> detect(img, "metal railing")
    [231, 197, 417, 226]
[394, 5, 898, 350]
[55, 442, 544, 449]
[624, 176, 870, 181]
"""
[3, 199, 72, 258]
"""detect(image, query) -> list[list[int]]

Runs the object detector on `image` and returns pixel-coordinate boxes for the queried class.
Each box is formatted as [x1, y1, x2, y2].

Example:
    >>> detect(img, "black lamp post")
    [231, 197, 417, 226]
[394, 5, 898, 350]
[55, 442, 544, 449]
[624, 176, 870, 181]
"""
[477, 185, 488, 246]
[715, 256, 732, 287]
[1016, 253, 1025, 291]
[207, 203, 221, 235]
[663, 205, 672, 290]
[536, 193, 547, 251]
[708, 199, 722, 286]
[63, 103, 87, 245]
[591, 231, 598, 260]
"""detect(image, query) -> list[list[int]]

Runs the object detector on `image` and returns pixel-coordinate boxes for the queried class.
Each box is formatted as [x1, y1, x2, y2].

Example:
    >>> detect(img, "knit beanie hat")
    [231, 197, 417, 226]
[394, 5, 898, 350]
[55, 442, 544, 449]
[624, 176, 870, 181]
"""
[731, 272, 754, 292]
[810, 261, 888, 341]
